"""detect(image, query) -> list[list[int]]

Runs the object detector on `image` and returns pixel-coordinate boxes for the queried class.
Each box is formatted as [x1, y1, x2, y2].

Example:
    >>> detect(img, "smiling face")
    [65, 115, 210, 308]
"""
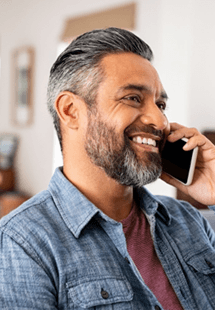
[84, 52, 170, 187]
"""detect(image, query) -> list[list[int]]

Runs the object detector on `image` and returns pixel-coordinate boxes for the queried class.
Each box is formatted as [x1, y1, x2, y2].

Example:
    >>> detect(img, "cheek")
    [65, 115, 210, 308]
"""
[110, 108, 140, 132]
[79, 117, 89, 140]
[95, 102, 141, 136]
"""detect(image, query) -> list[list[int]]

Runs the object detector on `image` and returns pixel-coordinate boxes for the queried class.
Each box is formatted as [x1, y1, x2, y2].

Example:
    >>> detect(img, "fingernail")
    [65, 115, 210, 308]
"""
[183, 144, 189, 150]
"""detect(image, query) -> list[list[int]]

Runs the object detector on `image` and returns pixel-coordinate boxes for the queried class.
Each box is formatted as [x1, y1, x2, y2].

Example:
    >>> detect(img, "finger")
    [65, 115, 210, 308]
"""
[170, 127, 211, 150]
[169, 122, 185, 131]
[183, 135, 206, 151]
[167, 124, 215, 152]
[167, 123, 186, 142]
[168, 126, 199, 143]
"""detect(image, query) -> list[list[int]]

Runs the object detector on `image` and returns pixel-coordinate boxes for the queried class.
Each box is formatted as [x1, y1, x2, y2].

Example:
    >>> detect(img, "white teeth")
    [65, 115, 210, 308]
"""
[148, 138, 156, 147]
[137, 136, 142, 144]
[132, 136, 156, 147]
[143, 138, 147, 144]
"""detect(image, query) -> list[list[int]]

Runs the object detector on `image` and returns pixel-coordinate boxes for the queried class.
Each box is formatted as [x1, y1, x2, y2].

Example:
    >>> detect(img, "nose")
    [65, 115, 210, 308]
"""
[139, 102, 169, 133]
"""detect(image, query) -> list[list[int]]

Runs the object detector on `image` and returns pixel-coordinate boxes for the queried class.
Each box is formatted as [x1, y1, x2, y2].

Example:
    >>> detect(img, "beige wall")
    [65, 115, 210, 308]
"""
[0, 0, 215, 197]
[0, 0, 136, 196]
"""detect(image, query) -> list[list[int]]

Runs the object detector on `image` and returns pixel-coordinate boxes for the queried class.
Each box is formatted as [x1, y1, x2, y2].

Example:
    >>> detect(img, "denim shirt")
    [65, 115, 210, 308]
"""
[1, 167, 215, 310]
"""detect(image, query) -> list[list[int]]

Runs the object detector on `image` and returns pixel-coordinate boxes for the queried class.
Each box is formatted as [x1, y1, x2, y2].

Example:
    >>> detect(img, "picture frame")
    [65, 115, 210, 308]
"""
[12, 46, 34, 126]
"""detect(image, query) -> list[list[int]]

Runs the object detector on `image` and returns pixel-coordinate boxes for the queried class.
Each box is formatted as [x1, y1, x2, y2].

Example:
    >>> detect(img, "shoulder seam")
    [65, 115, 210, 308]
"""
[0, 228, 53, 279]
[0, 191, 53, 228]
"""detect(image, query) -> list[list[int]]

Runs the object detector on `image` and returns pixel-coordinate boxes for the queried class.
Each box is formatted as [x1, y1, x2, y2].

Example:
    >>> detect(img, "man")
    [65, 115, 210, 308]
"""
[0, 28, 215, 310]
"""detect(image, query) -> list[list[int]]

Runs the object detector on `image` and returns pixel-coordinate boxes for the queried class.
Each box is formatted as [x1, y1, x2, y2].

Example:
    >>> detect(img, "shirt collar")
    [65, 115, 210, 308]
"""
[48, 167, 117, 238]
[48, 168, 171, 238]
[135, 186, 172, 225]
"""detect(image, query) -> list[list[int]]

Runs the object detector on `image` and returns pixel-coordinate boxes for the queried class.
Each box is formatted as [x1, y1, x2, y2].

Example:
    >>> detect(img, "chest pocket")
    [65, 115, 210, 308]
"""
[66, 275, 133, 309]
[186, 249, 215, 275]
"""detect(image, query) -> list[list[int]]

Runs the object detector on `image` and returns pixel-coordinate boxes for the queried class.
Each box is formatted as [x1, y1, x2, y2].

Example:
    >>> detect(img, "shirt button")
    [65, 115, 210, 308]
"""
[101, 289, 109, 299]
[154, 306, 161, 310]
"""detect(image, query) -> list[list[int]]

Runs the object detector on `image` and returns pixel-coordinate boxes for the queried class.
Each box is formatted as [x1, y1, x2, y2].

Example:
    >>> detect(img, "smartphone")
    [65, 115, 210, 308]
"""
[161, 138, 198, 186]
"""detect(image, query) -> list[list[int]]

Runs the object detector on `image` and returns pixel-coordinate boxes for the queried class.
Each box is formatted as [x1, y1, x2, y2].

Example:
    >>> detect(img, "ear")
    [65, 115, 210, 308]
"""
[55, 91, 81, 129]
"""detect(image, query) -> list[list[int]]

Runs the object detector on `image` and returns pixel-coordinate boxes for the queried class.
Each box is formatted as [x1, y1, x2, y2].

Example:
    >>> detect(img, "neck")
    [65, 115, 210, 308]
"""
[63, 159, 133, 221]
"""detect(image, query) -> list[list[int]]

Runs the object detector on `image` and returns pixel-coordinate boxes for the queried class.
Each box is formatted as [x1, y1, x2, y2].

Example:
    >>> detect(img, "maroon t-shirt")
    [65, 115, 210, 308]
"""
[121, 202, 184, 310]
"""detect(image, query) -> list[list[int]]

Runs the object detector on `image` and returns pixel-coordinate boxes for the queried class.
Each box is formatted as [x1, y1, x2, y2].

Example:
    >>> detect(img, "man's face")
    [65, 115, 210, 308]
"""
[84, 53, 170, 187]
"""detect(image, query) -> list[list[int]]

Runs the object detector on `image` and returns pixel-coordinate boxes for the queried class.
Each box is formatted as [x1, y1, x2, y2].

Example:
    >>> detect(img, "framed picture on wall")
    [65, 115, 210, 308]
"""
[12, 46, 34, 126]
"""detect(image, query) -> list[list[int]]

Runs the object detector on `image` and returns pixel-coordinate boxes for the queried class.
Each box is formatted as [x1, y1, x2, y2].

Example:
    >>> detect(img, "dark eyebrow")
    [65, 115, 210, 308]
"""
[160, 91, 168, 100]
[118, 84, 168, 100]
[120, 84, 150, 93]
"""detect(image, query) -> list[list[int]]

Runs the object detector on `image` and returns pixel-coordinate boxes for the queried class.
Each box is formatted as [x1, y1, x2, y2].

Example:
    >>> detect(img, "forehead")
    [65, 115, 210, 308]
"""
[99, 52, 164, 96]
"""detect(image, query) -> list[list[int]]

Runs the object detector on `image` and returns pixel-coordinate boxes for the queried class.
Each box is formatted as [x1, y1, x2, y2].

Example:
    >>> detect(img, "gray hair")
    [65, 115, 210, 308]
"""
[47, 27, 153, 150]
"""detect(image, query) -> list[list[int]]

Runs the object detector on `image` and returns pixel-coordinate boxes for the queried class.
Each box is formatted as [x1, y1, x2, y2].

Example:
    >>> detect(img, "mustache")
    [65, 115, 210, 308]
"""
[125, 125, 164, 139]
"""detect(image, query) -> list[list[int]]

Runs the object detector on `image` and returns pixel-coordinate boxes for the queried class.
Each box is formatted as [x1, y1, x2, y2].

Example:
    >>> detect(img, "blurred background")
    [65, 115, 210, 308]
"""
[0, 0, 215, 216]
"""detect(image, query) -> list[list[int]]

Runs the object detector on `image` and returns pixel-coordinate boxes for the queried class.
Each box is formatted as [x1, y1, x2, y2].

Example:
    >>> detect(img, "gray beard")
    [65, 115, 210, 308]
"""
[85, 113, 163, 188]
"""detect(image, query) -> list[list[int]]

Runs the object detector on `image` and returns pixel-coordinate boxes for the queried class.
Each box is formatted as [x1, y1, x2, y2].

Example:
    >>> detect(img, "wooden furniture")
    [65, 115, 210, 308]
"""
[0, 167, 29, 217]
[176, 190, 207, 209]
[0, 168, 15, 191]
[0, 192, 30, 217]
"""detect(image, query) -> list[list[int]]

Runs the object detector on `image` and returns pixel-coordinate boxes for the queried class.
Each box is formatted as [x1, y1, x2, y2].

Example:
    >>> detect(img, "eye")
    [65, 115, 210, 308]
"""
[123, 95, 141, 106]
[157, 101, 167, 112]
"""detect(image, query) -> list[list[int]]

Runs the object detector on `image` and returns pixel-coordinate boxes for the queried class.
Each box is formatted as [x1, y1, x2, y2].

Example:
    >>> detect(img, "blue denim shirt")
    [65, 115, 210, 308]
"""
[1, 167, 215, 310]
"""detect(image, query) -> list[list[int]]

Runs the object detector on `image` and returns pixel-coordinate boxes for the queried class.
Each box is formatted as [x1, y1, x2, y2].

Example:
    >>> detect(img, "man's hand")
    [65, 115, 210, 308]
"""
[160, 123, 215, 206]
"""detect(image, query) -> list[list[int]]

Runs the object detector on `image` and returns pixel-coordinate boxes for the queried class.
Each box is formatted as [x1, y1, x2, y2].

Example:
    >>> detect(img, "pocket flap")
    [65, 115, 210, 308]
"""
[66, 275, 133, 308]
[186, 249, 215, 274]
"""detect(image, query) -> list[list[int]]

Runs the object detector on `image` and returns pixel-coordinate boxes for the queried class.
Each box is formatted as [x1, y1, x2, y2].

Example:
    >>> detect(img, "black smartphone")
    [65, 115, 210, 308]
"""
[162, 138, 198, 186]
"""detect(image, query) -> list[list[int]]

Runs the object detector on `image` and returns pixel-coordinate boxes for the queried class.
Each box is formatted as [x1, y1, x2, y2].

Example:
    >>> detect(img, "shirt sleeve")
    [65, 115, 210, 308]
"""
[0, 231, 58, 310]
